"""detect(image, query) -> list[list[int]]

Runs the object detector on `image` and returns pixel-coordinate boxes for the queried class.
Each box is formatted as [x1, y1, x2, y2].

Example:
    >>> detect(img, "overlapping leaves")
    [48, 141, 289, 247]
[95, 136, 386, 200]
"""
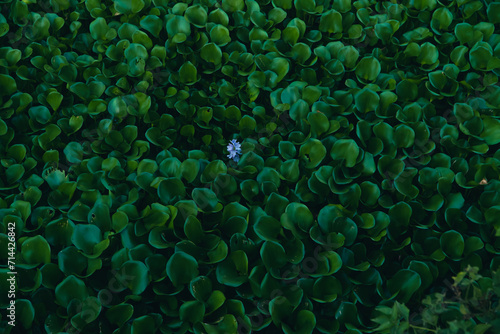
[1, 0, 500, 333]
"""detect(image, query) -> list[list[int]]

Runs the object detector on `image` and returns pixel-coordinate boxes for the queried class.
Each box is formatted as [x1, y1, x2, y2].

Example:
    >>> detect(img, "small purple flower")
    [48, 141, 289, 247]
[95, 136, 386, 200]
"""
[227, 139, 242, 162]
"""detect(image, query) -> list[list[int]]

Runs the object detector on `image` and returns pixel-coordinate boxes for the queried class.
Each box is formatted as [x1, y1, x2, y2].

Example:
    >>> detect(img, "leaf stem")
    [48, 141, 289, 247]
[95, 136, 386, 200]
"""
[409, 324, 438, 333]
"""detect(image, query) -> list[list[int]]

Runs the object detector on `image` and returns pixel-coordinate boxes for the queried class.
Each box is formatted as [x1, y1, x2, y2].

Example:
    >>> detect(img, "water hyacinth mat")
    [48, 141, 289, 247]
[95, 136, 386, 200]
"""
[1, 0, 500, 333]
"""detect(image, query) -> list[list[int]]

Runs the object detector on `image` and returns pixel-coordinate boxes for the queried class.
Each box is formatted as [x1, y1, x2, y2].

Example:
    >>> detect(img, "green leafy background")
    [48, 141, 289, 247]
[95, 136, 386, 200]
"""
[1, 0, 500, 333]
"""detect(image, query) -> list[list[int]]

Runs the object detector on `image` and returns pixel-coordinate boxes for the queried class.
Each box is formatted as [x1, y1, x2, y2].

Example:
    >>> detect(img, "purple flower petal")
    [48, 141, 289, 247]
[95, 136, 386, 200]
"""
[227, 139, 242, 162]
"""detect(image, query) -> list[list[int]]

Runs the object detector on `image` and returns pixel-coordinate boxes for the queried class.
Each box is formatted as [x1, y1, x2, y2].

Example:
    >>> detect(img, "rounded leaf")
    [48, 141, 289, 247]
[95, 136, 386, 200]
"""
[299, 139, 327, 169]
[185, 5, 208, 27]
[0, 74, 17, 97]
[210, 24, 231, 46]
[192, 188, 220, 212]
[71, 224, 102, 254]
[440, 230, 465, 260]
[158, 178, 186, 204]
[355, 88, 380, 113]
[330, 139, 360, 168]
[180, 300, 205, 323]
[179, 61, 198, 84]
[222, 0, 244, 12]
[21, 235, 51, 265]
[55, 275, 89, 308]
[120, 261, 150, 295]
[167, 251, 199, 287]
[355, 57, 381, 82]
[115, 0, 145, 14]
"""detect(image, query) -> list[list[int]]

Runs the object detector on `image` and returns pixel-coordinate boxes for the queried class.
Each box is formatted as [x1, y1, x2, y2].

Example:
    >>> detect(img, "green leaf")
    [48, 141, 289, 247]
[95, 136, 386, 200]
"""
[388, 202, 412, 239]
[284, 310, 316, 334]
[338, 46, 359, 68]
[280, 159, 300, 183]
[387, 269, 422, 303]
[180, 300, 205, 323]
[431, 7, 453, 32]
[159, 157, 182, 178]
[21, 235, 51, 265]
[158, 178, 186, 204]
[115, 0, 145, 14]
[112, 211, 129, 233]
[210, 24, 231, 46]
[45, 218, 74, 247]
[440, 230, 465, 260]
[480, 116, 500, 145]
[393, 125, 415, 148]
[283, 26, 300, 45]
[360, 181, 381, 207]
[216, 250, 248, 287]
[201, 43, 222, 64]
[131, 315, 158, 334]
[312, 276, 342, 302]
[331, 0, 351, 12]
[290, 99, 310, 121]
[285, 203, 314, 232]
[181, 159, 200, 183]
[46, 91, 63, 111]
[205, 290, 226, 314]
[192, 188, 220, 212]
[16, 299, 35, 329]
[0, 118, 7, 135]
[64, 142, 84, 163]
[269, 296, 292, 326]
[184, 216, 205, 244]
[269, 8, 287, 24]
[222, 0, 244, 12]
[29, 106, 51, 124]
[55, 275, 89, 308]
[330, 139, 360, 168]
[6, 164, 24, 184]
[179, 61, 198, 84]
[270, 57, 290, 82]
[202, 314, 238, 333]
[279, 141, 297, 160]
[0, 74, 17, 97]
[119, 261, 150, 295]
[330, 217, 358, 247]
[254, 215, 281, 241]
[355, 88, 380, 113]
[189, 276, 213, 301]
[140, 15, 163, 37]
[201, 160, 227, 183]
[355, 56, 381, 82]
[167, 15, 191, 42]
[106, 304, 134, 327]
[299, 139, 327, 168]
[57, 246, 87, 276]
[308, 111, 329, 137]
[416, 42, 439, 65]
[469, 42, 493, 70]
[261, 241, 287, 269]
[407, 261, 433, 291]
[240, 179, 259, 201]
[454, 23, 474, 44]
[185, 5, 208, 27]
[167, 251, 199, 287]
[319, 10, 342, 33]
[487, 2, 500, 24]
[395, 168, 419, 199]
[71, 224, 102, 255]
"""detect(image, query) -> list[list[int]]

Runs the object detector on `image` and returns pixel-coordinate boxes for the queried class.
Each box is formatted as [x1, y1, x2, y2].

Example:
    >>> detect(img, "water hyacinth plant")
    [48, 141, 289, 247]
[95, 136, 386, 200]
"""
[227, 139, 242, 162]
[2, 0, 500, 333]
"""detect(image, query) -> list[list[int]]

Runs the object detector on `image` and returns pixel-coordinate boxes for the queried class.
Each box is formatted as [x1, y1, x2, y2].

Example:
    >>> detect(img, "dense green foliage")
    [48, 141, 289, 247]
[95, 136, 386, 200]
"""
[1, 0, 500, 333]
[372, 266, 500, 333]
